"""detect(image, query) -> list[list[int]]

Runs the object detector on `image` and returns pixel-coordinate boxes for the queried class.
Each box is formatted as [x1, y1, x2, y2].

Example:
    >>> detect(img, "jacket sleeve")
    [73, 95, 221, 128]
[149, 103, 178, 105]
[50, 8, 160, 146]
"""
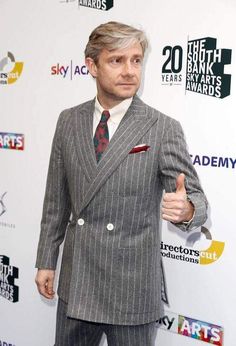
[35, 110, 71, 269]
[159, 117, 208, 231]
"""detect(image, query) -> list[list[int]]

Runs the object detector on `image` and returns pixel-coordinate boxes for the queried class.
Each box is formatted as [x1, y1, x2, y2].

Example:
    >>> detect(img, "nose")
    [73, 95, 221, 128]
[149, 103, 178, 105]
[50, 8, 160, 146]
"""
[122, 62, 134, 76]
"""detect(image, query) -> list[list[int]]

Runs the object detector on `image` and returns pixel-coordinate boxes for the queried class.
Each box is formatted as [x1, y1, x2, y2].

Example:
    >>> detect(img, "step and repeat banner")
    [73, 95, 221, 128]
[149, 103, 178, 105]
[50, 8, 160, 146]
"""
[1, 0, 235, 345]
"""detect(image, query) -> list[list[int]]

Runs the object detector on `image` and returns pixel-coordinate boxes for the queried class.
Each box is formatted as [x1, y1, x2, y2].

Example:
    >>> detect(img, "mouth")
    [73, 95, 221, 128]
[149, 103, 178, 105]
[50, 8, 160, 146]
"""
[117, 83, 136, 86]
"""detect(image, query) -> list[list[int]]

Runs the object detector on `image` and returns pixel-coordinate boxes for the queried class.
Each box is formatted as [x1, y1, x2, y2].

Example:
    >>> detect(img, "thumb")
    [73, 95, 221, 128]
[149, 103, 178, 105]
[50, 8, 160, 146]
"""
[176, 173, 186, 194]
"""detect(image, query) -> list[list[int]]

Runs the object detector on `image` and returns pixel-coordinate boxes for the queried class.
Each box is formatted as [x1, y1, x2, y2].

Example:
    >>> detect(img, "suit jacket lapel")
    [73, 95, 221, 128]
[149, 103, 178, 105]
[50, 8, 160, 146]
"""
[72, 99, 98, 182]
[78, 96, 159, 215]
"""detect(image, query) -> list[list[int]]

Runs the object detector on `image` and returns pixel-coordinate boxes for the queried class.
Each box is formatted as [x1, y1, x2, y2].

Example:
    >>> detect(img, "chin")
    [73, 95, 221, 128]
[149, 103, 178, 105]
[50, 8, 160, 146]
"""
[118, 90, 137, 99]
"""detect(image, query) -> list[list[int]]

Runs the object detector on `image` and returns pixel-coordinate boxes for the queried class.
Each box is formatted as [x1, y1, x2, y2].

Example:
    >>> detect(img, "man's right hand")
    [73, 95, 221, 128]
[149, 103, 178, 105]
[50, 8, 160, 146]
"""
[35, 269, 55, 299]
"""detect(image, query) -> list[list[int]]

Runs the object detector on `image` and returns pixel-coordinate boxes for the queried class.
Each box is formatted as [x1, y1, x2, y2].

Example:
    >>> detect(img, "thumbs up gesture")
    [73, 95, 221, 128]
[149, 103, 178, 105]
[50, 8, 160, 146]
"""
[162, 173, 194, 223]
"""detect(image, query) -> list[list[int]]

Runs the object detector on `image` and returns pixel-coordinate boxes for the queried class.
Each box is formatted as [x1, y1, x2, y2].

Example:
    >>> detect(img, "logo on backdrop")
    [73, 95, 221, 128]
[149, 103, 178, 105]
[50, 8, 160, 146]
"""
[190, 154, 236, 169]
[0, 340, 15, 346]
[0, 255, 19, 302]
[0, 192, 7, 217]
[162, 45, 183, 85]
[157, 311, 223, 346]
[162, 37, 232, 98]
[51, 61, 89, 80]
[0, 192, 16, 230]
[161, 226, 225, 265]
[0, 132, 24, 151]
[0, 52, 24, 85]
[60, 0, 113, 11]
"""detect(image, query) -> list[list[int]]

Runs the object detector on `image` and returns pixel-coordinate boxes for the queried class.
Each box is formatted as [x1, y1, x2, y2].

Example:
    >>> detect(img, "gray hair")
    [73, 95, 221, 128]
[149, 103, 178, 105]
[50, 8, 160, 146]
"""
[85, 21, 148, 63]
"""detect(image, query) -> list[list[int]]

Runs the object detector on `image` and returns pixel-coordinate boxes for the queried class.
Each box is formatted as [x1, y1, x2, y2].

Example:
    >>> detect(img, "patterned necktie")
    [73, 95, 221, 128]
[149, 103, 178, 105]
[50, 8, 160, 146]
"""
[94, 110, 110, 162]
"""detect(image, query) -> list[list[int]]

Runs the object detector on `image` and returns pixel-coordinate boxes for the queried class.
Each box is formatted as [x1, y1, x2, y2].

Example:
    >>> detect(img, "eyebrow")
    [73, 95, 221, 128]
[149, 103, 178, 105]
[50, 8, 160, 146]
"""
[108, 53, 143, 59]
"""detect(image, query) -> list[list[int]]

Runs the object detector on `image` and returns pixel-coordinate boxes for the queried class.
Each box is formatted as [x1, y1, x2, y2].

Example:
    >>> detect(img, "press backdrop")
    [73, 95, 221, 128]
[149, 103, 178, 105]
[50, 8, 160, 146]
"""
[0, 0, 235, 345]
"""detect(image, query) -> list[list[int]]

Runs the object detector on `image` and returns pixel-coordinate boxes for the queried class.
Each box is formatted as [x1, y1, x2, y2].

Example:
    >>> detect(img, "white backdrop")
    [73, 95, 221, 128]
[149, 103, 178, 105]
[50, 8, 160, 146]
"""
[0, 0, 235, 345]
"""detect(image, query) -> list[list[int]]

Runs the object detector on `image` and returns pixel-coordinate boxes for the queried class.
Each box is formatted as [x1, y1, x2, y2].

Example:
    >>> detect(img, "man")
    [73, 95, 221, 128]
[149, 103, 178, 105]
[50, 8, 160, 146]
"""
[35, 22, 207, 346]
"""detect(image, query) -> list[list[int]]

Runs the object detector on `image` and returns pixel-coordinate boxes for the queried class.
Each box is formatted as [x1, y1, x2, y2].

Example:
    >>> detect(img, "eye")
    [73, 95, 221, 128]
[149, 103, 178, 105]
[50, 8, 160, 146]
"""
[110, 57, 122, 65]
[133, 57, 142, 65]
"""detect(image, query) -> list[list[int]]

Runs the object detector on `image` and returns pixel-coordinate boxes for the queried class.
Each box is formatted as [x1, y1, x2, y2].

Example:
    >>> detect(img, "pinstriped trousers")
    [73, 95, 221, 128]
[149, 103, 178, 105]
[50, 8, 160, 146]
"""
[55, 298, 157, 346]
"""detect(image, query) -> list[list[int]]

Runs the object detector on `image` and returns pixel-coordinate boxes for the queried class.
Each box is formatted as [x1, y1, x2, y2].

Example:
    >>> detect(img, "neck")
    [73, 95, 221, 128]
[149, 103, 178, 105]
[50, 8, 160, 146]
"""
[97, 95, 124, 110]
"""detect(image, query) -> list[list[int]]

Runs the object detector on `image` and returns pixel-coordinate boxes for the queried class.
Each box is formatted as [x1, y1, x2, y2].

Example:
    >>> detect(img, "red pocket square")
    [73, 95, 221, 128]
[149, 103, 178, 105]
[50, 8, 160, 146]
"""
[129, 144, 150, 154]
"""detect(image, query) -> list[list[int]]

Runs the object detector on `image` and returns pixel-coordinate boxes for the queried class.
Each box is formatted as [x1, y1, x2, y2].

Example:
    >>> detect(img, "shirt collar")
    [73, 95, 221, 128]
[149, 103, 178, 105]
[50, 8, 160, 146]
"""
[95, 97, 133, 124]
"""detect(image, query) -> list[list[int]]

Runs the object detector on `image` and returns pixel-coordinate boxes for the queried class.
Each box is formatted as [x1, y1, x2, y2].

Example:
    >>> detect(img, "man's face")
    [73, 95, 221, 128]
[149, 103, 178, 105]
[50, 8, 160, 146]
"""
[86, 42, 144, 108]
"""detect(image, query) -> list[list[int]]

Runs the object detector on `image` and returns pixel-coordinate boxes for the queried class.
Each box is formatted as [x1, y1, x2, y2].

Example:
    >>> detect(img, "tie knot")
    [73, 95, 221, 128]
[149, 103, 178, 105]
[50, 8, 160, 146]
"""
[101, 110, 110, 122]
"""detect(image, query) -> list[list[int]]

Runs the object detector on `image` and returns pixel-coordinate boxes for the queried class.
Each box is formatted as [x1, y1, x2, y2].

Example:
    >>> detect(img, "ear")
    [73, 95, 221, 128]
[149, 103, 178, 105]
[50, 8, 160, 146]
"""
[85, 57, 98, 78]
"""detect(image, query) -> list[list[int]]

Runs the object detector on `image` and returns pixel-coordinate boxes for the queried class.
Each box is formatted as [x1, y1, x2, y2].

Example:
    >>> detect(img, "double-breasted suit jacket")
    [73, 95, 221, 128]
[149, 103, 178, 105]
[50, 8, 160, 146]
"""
[36, 95, 207, 325]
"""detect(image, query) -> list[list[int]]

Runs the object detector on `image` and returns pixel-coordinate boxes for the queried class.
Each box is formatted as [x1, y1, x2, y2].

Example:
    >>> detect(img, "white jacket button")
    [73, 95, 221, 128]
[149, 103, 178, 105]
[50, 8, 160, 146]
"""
[107, 223, 114, 231]
[77, 218, 85, 226]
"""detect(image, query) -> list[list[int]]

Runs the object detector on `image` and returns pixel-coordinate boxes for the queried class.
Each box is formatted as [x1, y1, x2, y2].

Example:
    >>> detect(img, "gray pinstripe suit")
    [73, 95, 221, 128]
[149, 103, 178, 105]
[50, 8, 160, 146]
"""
[36, 95, 207, 331]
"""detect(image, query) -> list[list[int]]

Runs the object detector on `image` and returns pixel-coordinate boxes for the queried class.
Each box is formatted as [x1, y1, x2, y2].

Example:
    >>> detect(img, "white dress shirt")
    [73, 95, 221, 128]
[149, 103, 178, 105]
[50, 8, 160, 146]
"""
[93, 97, 133, 140]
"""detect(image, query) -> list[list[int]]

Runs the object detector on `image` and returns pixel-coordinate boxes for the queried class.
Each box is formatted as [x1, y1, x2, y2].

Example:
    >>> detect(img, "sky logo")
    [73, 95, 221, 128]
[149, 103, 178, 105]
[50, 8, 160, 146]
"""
[51, 61, 89, 80]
